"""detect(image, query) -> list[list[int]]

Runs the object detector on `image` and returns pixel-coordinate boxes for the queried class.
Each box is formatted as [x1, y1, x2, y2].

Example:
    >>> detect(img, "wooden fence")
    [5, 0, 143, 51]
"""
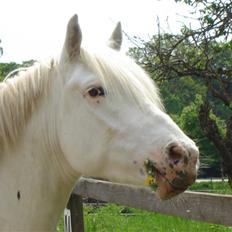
[66, 177, 232, 232]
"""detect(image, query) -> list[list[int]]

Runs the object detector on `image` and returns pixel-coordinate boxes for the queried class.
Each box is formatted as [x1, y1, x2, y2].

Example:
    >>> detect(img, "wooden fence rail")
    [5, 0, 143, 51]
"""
[67, 177, 232, 231]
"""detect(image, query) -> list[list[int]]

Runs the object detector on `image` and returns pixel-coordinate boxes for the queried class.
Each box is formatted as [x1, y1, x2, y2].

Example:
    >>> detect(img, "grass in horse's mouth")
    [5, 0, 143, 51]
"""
[144, 159, 158, 191]
[144, 159, 189, 194]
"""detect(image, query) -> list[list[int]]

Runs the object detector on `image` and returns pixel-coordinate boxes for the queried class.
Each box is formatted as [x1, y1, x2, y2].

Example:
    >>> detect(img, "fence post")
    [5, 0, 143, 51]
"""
[67, 194, 85, 232]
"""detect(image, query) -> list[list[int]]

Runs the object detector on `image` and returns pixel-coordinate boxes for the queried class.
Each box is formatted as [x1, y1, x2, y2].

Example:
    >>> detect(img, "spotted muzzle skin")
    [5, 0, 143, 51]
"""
[144, 143, 199, 200]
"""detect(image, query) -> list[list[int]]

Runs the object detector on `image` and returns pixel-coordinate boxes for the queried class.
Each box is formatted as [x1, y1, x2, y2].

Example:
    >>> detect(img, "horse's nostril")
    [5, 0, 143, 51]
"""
[168, 146, 184, 165]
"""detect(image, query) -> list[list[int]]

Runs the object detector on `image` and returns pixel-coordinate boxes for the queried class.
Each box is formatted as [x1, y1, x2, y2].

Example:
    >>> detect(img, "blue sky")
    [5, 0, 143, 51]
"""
[0, 0, 198, 62]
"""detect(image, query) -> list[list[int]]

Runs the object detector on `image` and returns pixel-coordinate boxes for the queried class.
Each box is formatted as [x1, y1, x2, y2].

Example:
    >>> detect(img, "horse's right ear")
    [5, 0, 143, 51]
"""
[62, 14, 82, 61]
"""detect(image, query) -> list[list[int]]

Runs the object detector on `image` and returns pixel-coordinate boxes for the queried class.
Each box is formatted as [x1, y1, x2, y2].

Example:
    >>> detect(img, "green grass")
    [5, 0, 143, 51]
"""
[56, 217, 64, 232]
[189, 181, 232, 195]
[56, 181, 232, 232]
[83, 204, 232, 232]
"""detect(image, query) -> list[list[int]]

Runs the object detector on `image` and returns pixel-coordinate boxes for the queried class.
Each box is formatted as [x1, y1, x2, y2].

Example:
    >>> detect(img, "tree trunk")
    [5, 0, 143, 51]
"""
[199, 102, 232, 186]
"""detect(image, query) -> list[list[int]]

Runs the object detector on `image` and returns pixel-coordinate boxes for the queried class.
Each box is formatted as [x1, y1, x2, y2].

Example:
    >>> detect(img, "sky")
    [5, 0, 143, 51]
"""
[0, 0, 198, 63]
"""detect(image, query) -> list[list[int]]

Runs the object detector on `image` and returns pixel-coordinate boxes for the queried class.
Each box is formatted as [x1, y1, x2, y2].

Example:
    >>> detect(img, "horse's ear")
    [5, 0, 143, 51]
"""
[108, 22, 122, 51]
[63, 14, 82, 61]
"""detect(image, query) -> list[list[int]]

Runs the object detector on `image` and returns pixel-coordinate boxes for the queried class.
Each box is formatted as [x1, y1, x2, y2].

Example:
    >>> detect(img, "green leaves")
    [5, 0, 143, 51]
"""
[0, 62, 20, 80]
[0, 60, 36, 81]
[178, 0, 232, 40]
[0, 39, 3, 57]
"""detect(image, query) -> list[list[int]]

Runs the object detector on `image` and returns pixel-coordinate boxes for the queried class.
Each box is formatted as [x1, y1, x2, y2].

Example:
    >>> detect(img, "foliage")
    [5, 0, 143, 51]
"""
[0, 60, 35, 81]
[128, 0, 232, 183]
[0, 39, 3, 57]
[0, 62, 20, 81]
[175, 0, 232, 40]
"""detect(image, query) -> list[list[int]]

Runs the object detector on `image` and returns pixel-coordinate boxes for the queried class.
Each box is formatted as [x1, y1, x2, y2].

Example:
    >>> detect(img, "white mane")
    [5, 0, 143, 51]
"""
[0, 60, 56, 149]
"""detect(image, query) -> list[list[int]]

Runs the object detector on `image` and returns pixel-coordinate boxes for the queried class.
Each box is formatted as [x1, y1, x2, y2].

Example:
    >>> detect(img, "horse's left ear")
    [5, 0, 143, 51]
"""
[62, 14, 82, 61]
[108, 22, 122, 51]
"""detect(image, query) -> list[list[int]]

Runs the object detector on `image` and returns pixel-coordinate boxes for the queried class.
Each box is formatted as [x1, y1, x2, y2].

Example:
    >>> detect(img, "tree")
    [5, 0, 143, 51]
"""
[0, 60, 36, 81]
[156, 76, 222, 177]
[129, 0, 232, 184]
[0, 39, 3, 57]
[0, 62, 21, 81]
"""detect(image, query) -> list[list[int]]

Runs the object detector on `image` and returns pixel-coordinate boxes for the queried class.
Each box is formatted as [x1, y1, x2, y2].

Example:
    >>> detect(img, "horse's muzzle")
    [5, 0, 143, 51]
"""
[145, 142, 199, 200]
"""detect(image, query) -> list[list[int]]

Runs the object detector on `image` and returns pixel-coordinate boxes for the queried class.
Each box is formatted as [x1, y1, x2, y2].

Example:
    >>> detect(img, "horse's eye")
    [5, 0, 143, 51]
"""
[88, 87, 105, 97]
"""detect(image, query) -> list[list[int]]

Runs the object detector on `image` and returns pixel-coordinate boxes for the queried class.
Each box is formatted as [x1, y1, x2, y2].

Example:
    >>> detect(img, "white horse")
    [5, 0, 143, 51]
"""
[0, 15, 199, 231]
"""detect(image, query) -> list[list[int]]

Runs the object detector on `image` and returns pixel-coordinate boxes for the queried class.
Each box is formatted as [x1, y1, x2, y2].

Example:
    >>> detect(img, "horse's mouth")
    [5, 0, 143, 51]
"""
[144, 159, 189, 200]
[155, 171, 189, 200]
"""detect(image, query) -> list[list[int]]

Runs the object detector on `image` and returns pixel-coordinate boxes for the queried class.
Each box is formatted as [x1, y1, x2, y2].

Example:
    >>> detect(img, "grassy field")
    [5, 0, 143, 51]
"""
[189, 180, 232, 195]
[56, 181, 232, 232]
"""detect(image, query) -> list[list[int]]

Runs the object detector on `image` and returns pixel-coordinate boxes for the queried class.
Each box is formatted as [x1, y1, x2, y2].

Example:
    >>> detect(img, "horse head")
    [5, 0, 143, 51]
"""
[58, 15, 199, 200]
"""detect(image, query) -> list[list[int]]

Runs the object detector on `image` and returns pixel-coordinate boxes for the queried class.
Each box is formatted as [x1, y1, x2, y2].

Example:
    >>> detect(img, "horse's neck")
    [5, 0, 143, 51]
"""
[0, 81, 79, 231]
